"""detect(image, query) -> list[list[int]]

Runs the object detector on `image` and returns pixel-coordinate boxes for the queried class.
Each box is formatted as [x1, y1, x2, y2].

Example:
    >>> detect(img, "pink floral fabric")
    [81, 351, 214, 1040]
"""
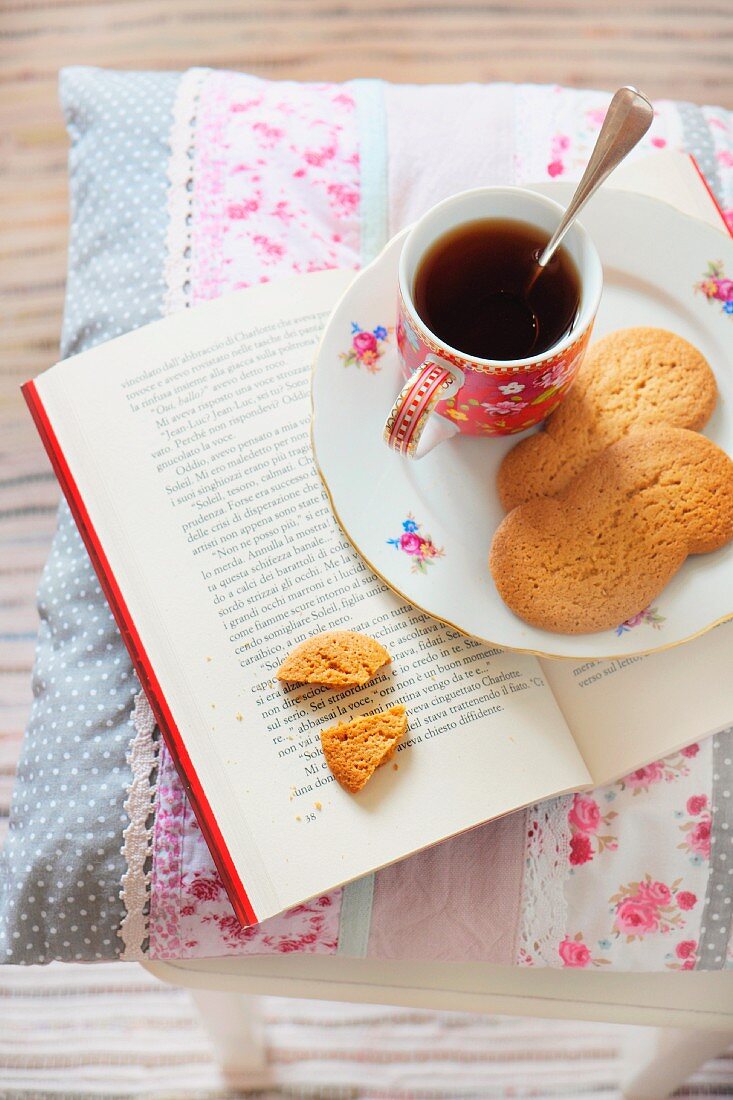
[513, 85, 684, 186]
[545, 741, 713, 972]
[191, 71, 360, 303]
[512, 86, 733, 230]
[149, 70, 360, 960]
[150, 747, 340, 958]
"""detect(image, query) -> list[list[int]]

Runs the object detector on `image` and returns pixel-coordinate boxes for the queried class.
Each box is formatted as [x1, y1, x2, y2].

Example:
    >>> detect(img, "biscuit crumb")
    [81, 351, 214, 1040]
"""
[314, 801, 322, 810]
[206, 656, 212, 662]
[295, 815, 302, 821]
[393, 763, 399, 771]
[235, 712, 243, 721]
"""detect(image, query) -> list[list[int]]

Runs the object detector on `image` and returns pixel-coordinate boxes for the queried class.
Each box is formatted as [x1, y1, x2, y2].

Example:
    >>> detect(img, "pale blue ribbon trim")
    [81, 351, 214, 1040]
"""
[353, 78, 390, 265]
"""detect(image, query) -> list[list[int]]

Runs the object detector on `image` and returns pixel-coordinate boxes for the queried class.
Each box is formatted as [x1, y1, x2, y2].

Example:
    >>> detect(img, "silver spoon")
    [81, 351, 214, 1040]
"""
[481, 87, 653, 356]
[534, 86, 654, 273]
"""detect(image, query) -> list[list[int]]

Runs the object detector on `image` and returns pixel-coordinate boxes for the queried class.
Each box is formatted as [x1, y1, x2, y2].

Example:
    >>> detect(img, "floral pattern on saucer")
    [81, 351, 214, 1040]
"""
[615, 605, 665, 636]
[387, 514, 444, 574]
[695, 260, 733, 315]
[340, 322, 390, 371]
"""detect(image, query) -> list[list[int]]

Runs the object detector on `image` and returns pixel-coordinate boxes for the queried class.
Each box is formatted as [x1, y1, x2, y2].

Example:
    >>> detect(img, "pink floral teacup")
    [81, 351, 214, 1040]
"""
[383, 187, 603, 458]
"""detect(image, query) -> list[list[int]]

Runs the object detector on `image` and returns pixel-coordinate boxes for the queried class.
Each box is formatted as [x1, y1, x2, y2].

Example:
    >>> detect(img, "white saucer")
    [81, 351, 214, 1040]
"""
[312, 185, 733, 659]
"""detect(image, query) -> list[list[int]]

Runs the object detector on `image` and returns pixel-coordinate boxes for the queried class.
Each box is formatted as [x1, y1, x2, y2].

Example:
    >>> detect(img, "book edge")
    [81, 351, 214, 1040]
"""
[22, 377, 260, 928]
[688, 154, 733, 238]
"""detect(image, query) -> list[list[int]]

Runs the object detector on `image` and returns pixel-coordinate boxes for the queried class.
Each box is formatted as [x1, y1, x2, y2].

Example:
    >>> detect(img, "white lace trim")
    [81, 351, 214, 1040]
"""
[118, 691, 158, 960]
[118, 70, 206, 959]
[517, 797, 572, 967]
[163, 68, 208, 316]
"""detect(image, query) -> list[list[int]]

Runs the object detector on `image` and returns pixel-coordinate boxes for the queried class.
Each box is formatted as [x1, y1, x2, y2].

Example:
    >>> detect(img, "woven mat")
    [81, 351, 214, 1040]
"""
[0, 962, 731, 1097]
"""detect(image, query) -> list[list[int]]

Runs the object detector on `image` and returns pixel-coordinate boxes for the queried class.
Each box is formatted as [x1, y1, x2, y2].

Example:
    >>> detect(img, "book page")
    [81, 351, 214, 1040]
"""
[611, 151, 731, 234]
[541, 619, 733, 786]
[37, 269, 590, 923]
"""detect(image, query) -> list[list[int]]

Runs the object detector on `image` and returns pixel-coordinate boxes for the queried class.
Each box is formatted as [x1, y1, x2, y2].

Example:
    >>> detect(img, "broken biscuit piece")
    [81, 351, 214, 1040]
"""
[320, 706, 407, 793]
[277, 630, 390, 689]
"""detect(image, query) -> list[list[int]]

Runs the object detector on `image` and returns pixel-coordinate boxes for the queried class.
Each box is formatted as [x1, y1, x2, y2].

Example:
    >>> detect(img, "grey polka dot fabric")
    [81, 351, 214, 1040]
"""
[0, 67, 179, 964]
[678, 102, 722, 203]
[697, 729, 733, 970]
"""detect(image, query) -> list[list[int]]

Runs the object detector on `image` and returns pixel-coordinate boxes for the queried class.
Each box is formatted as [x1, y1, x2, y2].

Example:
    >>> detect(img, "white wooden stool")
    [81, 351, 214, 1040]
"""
[145, 956, 733, 1096]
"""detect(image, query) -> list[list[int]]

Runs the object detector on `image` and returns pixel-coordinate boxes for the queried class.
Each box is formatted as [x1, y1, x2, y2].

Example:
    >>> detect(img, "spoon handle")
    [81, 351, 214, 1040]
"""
[536, 86, 654, 268]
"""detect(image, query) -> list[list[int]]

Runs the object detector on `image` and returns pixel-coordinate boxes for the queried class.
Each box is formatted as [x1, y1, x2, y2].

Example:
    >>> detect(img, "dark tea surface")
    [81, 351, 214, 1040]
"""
[413, 218, 581, 361]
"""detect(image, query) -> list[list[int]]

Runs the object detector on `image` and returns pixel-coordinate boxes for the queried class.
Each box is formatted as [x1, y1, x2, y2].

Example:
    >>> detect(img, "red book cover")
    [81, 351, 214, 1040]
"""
[23, 379, 259, 927]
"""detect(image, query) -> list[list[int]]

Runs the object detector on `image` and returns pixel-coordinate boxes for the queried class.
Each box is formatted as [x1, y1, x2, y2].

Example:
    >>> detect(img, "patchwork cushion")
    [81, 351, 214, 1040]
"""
[2, 67, 732, 969]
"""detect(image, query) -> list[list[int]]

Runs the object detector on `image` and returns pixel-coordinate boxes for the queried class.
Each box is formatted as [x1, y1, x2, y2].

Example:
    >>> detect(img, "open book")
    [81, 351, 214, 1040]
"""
[25, 267, 733, 927]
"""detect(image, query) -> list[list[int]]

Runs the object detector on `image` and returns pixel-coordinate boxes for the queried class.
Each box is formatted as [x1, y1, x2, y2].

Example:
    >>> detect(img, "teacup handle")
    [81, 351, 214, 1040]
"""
[383, 356, 462, 458]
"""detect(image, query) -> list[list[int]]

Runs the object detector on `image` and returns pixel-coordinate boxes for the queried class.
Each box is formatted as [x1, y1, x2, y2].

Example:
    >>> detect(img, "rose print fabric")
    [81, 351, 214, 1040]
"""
[387, 514, 445, 574]
[551, 742, 714, 972]
[149, 69, 733, 967]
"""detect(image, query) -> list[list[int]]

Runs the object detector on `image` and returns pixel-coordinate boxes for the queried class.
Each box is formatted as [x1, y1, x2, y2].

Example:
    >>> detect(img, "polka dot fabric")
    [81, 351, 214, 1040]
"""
[0, 67, 179, 964]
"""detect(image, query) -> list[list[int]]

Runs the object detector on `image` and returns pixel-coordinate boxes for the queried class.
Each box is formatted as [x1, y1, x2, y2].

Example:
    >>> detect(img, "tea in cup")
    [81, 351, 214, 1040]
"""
[384, 187, 603, 457]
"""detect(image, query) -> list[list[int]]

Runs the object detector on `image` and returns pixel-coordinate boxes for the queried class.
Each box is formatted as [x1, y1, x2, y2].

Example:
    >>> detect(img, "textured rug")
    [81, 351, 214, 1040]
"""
[1, 962, 732, 1098]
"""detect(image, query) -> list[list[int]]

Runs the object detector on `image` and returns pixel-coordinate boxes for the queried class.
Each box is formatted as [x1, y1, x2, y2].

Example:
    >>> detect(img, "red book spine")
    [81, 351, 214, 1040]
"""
[22, 379, 259, 928]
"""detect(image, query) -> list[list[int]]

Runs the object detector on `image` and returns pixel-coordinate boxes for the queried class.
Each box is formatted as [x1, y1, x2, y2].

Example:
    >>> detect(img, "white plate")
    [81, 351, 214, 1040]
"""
[312, 186, 733, 659]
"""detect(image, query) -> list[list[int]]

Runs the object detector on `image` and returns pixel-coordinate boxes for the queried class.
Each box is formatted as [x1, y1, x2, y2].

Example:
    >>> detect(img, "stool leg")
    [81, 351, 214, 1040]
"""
[621, 1026, 733, 1099]
[190, 988, 273, 1086]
